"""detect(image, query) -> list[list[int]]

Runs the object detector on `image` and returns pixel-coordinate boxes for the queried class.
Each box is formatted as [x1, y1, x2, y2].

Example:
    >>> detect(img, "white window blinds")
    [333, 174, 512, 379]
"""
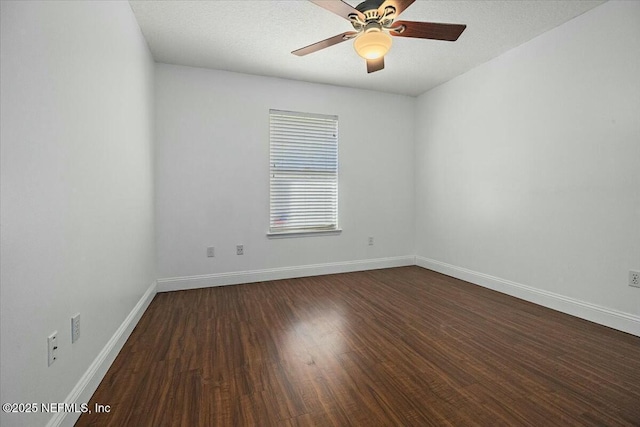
[269, 109, 338, 234]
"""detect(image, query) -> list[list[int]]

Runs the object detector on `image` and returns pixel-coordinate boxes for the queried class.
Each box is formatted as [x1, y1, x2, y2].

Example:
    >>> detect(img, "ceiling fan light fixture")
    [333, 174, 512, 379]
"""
[292, 0, 466, 74]
[353, 28, 392, 60]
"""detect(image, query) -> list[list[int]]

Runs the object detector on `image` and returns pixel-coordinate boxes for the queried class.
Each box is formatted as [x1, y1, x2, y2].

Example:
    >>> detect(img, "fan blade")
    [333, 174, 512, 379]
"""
[390, 21, 467, 41]
[292, 31, 357, 56]
[377, 0, 415, 18]
[309, 0, 365, 21]
[366, 57, 384, 73]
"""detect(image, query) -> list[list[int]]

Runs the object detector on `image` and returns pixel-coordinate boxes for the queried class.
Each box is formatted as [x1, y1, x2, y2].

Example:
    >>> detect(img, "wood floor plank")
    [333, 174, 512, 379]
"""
[76, 266, 640, 426]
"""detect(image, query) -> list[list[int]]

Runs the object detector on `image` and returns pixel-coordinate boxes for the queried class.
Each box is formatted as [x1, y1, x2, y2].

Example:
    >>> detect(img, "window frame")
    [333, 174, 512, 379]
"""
[267, 109, 341, 238]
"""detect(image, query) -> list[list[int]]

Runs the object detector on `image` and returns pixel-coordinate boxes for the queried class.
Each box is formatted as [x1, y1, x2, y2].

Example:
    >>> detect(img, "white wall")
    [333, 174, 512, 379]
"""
[155, 64, 415, 283]
[0, 2, 156, 426]
[415, 1, 640, 326]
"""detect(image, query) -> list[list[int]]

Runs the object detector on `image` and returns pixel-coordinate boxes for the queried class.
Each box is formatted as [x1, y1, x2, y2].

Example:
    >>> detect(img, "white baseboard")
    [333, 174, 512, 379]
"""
[47, 281, 157, 427]
[157, 256, 415, 292]
[415, 256, 640, 337]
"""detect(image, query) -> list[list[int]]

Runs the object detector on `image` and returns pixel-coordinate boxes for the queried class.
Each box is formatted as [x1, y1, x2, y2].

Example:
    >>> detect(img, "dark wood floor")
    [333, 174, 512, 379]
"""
[76, 266, 640, 426]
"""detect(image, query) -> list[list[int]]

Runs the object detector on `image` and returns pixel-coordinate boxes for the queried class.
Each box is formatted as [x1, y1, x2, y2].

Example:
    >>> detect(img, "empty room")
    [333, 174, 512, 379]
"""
[1, 0, 639, 426]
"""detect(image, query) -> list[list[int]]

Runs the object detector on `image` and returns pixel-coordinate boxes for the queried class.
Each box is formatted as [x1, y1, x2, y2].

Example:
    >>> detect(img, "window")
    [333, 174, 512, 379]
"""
[269, 109, 339, 235]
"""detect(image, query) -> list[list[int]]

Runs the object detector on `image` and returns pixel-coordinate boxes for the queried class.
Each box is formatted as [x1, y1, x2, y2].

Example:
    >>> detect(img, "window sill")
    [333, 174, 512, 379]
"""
[267, 229, 342, 239]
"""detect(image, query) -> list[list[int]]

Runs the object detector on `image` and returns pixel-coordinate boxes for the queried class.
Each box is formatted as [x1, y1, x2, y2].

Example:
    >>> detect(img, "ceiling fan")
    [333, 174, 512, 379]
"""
[292, 0, 467, 73]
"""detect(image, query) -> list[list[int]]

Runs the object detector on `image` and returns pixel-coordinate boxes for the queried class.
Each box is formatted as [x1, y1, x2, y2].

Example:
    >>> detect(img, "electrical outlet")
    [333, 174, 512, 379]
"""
[207, 247, 215, 257]
[71, 313, 80, 343]
[368, 236, 374, 246]
[48, 331, 58, 366]
[630, 270, 640, 288]
[236, 245, 244, 255]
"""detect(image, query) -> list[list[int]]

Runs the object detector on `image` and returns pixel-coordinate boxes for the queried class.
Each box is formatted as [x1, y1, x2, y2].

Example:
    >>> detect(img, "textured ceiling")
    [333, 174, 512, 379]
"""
[129, 0, 605, 96]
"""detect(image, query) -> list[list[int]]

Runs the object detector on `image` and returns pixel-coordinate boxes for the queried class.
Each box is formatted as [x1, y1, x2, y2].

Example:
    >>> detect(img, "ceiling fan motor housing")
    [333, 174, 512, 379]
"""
[355, 0, 386, 15]
[352, 0, 397, 30]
